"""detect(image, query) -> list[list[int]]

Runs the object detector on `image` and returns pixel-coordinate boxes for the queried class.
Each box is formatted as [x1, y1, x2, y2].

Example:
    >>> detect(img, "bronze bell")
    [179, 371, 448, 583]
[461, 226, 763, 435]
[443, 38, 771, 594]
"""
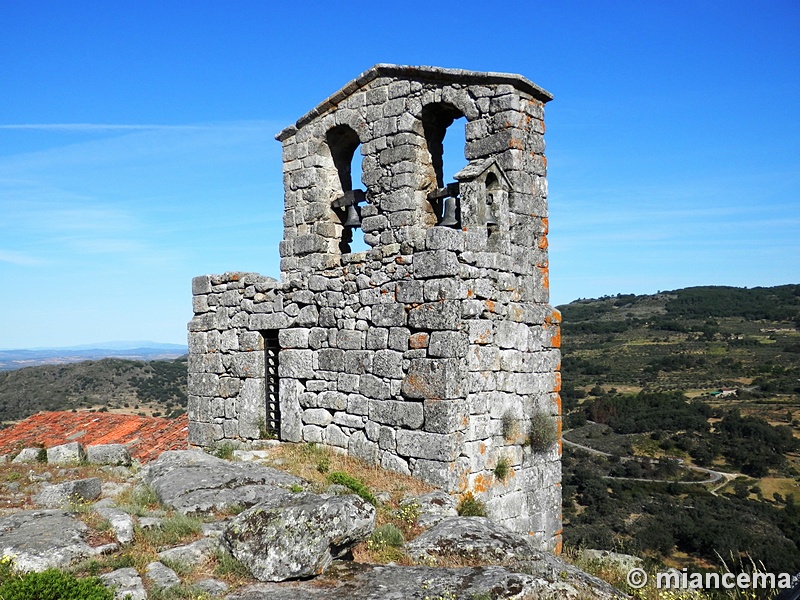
[439, 196, 459, 227]
[485, 203, 498, 227]
[343, 204, 361, 228]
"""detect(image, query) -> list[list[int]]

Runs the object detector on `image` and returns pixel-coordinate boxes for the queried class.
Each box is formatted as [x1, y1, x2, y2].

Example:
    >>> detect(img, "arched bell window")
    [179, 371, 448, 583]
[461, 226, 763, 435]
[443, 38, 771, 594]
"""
[422, 103, 467, 228]
[326, 125, 368, 253]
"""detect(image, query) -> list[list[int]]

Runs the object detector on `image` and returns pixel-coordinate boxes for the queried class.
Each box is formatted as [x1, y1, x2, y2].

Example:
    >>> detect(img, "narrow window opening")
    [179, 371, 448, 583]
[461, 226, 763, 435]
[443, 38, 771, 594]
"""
[263, 330, 280, 438]
[442, 115, 467, 186]
[327, 125, 368, 254]
[485, 172, 500, 236]
[422, 104, 466, 227]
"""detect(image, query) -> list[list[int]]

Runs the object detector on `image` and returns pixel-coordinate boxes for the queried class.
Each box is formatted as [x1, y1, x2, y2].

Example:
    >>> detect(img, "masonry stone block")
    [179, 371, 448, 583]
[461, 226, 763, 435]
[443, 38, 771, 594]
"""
[359, 374, 390, 400]
[324, 424, 348, 448]
[408, 301, 460, 330]
[302, 425, 323, 443]
[249, 312, 291, 330]
[396, 430, 461, 461]
[380, 452, 411, 476]
[317, 391, 348, 411]
[428, 331, 469, 358]
[348, 430, 379, 464]
[188, 373, 220, 398]
[369, 399, 424, 429]
[412, 457, 471, 493]
[424, 398, 469, 434]
[371, 349, 403, 378]
[344, 350, 372, 374]
[303, 408, 333, 427]
[395, 280, 424, 303]
[371, 303, 406, 327]
[278, 349, 314, 378]
[413, 250, 460, 279]
[402, 358, 465, 400]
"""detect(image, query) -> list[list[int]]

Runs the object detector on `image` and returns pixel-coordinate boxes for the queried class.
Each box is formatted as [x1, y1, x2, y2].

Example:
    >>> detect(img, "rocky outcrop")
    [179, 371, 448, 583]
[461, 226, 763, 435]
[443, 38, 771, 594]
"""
[34, 477, 101, 508]
[406, 516, 535, 564]
[223, 491, 375, 582]
[227, 560, 624, 600]
[143, 450, 304, 514]
[0, 510, 95, 572]
[0, 446, 626, 599]
[100, 567, 147, 600]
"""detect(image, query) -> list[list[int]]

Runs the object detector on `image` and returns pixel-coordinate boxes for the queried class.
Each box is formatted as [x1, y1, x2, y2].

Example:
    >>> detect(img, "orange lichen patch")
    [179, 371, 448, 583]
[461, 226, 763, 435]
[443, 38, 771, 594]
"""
[472, 473, 492, 494]
[474, 330, 492, 345]
[509, 138, 524, 150]
[466, 288, 474, 298]
[484, 300, 496, 313]
[554, 537, 563, 555]
[550, 327, 561, 348]
[538, 266, 550, 290]
[479, 442, 487, 455]
[553, 372, 562, 392]
[553, 393, 562, 413]
[537, 235, 548, 250]
[543, 308, 561, 325]
[0, 411, 188, 463]
[409, 332, 429, 349]
[541, 217, 549, 235]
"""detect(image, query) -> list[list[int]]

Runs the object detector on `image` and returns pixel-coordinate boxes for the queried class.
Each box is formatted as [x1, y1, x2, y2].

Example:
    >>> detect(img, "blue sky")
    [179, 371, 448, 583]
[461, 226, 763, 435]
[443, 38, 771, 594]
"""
[1, 1, 798, 348]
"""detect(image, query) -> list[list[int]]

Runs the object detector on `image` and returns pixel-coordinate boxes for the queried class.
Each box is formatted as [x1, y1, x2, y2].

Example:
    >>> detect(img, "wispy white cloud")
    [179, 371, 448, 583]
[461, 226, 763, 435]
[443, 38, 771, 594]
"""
[0, 249, 44, 266]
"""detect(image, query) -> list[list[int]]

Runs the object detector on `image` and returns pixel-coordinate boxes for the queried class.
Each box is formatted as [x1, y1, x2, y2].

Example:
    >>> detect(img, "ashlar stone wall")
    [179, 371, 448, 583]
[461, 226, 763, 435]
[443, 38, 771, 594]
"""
[188, 65, 562, 551]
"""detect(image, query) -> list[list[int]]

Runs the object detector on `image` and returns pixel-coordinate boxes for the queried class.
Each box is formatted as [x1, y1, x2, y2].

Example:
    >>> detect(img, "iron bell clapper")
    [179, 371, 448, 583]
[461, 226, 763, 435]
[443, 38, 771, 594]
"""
[343, 203, 361, 228]
[440, 196, 459, 227]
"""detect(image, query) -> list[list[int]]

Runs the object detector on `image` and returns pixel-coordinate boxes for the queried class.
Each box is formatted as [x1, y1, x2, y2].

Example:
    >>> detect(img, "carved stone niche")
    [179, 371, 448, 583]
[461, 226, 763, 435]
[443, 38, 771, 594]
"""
[455, 158, 512, 252]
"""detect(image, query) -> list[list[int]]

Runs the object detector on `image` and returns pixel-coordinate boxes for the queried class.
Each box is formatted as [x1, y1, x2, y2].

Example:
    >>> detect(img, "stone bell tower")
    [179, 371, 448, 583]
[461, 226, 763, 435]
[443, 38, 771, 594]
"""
[188, 64, 561, 551]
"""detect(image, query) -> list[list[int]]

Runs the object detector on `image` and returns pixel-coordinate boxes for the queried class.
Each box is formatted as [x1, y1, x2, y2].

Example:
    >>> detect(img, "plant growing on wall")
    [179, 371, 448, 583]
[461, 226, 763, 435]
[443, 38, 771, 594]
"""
[528, 411, 558, 451]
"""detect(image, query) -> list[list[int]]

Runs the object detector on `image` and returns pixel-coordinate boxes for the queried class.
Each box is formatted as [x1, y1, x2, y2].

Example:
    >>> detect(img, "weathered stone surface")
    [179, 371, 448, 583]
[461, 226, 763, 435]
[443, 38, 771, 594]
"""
[12, 448, 42, 463]
[194, 578, 229, 595]
[146, 561, 181, 590]
[0, 510, 92, 572]
[100, 567, 147, 600]
[223, 492, 375, 582]
[86, 444, 132, 466]
[46, 442, 86, 465]
[34, 478, 102, 508]
[401, 358, 464, 400]
[144, 450, 304, 514]
[225, 559, 624, 600]
[406, 516, 534, 563]
[402, 490, 458, 528]
[158, 537, 221, 567]
[95, 507, 134, 544]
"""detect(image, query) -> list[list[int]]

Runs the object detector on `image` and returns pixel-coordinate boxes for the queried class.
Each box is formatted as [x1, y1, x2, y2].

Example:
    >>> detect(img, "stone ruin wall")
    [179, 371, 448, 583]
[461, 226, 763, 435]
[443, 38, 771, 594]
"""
[187, 65, 562, 551]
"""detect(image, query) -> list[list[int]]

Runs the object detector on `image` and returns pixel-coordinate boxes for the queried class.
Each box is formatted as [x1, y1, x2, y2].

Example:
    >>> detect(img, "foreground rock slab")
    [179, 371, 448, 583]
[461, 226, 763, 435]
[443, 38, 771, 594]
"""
[34, 477, 102, 508]
[100, 567, 147, 600]
[406, 516, 535, 563]
[223, 492, 375, 582]
[0, 510, 92, 572]
[224, 560, 624, 600]
[144, 450, 304, 515]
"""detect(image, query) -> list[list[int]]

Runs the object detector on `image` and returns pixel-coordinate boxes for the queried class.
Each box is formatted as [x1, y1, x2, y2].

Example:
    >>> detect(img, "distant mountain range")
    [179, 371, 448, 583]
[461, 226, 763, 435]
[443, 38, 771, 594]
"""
[0, 342, 188, 371]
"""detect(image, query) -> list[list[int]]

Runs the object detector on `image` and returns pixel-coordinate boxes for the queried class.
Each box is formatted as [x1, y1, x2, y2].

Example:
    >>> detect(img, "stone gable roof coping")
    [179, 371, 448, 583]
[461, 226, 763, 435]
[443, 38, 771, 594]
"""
[275, 64, 553, 142]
